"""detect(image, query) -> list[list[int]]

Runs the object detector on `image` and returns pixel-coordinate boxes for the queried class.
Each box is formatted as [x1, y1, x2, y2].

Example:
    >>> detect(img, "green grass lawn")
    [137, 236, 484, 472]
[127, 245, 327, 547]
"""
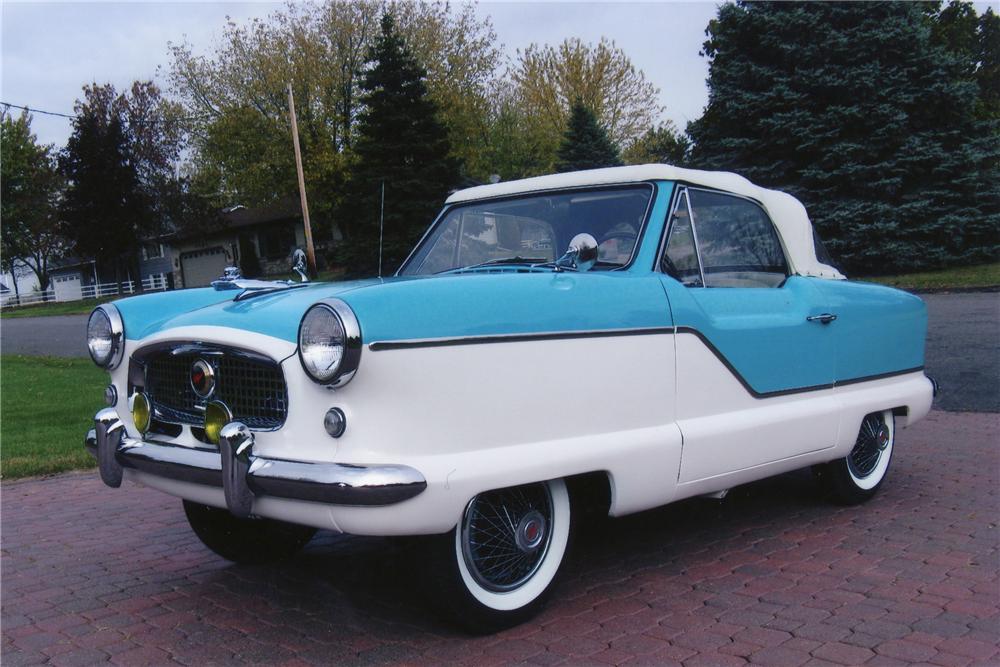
[0, 296, 117, 319]
[862, 262, 999, 291]
[1, 355, 105, 479]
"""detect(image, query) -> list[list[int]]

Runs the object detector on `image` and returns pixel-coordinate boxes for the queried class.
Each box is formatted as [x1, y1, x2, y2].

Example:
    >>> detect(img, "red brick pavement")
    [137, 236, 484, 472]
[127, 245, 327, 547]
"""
[2, 410, 998, 666]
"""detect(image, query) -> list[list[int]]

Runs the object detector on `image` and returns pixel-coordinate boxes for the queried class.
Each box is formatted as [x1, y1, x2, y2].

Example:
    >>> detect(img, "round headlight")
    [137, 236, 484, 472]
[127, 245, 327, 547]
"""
[87, 305, 124, 369]
[298, 299, 361, 386]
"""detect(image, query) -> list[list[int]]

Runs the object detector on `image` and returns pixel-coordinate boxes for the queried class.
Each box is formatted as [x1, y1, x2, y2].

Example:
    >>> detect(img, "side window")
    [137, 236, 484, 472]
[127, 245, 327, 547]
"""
[688, 189, 788, 288]
[661, 190, 704, 287]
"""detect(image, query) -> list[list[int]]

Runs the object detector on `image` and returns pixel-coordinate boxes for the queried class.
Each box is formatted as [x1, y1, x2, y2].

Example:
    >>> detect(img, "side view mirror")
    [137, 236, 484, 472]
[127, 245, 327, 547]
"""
[556, 233, 599, 272]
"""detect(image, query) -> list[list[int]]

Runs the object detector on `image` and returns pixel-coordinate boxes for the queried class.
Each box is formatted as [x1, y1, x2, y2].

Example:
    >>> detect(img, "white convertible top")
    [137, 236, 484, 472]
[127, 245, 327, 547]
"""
[446, 164, 844, 279]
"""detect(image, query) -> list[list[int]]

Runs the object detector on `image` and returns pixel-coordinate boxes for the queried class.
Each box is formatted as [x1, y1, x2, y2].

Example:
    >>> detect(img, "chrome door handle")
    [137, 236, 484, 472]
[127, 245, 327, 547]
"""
[807, 313, 838, 324]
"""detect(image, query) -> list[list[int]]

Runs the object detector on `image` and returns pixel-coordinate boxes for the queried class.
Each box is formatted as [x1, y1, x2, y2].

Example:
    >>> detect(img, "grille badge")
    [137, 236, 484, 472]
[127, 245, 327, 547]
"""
[190, 359, 216, 399]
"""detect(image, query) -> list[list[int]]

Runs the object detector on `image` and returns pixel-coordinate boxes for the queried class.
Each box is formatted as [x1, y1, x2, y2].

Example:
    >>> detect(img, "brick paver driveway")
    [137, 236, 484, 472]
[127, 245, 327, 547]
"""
[2, 410, 998, 666]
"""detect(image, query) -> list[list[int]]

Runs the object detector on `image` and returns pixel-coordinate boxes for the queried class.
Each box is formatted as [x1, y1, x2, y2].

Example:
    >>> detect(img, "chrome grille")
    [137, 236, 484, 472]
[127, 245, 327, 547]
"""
[142, 349, 287, 430]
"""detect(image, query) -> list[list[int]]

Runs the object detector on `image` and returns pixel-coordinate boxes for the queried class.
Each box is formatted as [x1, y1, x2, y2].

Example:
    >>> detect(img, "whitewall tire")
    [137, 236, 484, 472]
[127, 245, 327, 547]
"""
[818, 410, 895, 505]
[423, 479, 571, 632]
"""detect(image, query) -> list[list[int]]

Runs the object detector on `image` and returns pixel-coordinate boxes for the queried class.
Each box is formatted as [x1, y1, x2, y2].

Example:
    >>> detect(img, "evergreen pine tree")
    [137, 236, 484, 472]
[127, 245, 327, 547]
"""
[688, 2, 999, 274]
[555, 100, 623, 173]
[337, 14, 460, 276]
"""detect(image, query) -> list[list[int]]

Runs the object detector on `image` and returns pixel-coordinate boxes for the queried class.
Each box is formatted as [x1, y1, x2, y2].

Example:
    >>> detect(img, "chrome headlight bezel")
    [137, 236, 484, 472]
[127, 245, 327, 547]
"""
[87, 304, 125, 369]
[297, 298, 362, 387]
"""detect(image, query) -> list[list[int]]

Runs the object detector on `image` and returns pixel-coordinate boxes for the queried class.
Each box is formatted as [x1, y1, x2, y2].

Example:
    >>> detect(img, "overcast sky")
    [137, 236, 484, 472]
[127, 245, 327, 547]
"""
[1, 1, 720, 149]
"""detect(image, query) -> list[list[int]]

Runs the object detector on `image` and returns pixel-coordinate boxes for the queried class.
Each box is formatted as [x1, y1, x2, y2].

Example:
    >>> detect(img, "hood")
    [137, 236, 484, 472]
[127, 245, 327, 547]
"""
[115, 278, 386, 342]
[115, 271, 672, 346]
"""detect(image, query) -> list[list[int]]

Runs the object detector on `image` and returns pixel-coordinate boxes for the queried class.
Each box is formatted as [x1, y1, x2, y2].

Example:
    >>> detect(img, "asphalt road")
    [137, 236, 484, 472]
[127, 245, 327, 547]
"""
[1, 314, 89, 358]
[2, 292, 996, 411]
[922, 293, 999, 412]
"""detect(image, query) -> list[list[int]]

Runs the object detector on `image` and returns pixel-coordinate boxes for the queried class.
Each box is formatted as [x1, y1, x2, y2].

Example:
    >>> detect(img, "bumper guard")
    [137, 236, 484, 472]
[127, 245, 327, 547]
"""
[85, 409, 427, 518]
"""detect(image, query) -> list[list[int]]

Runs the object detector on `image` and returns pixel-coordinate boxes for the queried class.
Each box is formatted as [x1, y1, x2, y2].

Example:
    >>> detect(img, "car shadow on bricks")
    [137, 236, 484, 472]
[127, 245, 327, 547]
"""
[165, 466, 836, 635]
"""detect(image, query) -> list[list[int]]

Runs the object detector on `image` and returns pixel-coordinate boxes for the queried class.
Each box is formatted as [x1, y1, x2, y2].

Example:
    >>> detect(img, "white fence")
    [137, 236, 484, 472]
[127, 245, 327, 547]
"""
[1, 274, 169, 309]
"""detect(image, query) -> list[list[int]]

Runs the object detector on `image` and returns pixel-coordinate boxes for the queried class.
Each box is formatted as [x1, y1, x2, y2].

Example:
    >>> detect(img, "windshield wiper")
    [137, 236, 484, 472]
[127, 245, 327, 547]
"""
[437, 256, 548, 274]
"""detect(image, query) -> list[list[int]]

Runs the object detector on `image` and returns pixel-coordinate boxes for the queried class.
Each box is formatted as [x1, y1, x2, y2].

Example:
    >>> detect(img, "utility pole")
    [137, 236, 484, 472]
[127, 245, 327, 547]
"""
[287, 83, 317, 276]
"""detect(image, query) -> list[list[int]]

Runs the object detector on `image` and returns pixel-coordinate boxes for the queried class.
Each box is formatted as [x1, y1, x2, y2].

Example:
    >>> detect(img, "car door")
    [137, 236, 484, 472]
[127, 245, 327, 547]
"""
[658, 186, 841, 484]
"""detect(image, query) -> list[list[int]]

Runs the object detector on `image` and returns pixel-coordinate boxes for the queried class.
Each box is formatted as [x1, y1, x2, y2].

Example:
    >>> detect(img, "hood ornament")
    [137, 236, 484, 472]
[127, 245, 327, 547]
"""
[211, 266, 308, 301]
[291, 248, 309, 283]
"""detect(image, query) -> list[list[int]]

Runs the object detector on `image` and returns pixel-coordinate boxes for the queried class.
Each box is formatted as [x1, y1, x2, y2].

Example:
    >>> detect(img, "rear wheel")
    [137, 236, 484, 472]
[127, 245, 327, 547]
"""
[817, 410, 895, 505]
[423, 479, 571, 633]
[183, 500, 316, 564]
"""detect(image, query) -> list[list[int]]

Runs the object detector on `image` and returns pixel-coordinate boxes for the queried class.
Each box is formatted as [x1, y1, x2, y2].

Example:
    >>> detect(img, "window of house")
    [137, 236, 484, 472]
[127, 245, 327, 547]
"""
[141, 243, 164, 260]
[259, 226, 297, 260]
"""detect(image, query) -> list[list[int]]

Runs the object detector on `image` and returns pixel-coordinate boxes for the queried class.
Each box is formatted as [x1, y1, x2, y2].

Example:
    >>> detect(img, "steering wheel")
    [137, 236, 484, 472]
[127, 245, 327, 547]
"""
[598, 230, 638, 261]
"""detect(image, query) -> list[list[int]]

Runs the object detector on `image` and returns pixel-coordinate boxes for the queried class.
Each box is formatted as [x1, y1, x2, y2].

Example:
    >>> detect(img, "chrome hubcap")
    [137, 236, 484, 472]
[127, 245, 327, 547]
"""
[461, 483, 553, 592]
[849, 414, 889, 478]
[515, 511, 546, 552]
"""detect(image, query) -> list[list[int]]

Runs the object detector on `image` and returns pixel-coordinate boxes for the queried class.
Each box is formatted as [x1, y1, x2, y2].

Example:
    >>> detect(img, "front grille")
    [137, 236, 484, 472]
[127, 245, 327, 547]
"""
[141, 348, 288, 430]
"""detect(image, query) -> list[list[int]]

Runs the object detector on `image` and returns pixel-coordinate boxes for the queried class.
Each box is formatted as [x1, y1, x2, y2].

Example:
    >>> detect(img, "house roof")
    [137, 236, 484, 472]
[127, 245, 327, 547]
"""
[170, 197, 303, 242]
[445, 164, 843, 280]
[222, 198, 302, 228]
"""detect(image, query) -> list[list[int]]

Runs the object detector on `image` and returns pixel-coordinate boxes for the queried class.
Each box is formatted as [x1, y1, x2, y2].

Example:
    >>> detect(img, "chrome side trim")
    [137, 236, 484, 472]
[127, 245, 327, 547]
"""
[85, 414, 426, 508]
[368, 326, 676, 351]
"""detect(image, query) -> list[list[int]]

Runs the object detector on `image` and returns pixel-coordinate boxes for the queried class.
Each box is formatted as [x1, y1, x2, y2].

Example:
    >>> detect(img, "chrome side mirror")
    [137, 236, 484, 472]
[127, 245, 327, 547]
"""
[556, 233, 599, 272]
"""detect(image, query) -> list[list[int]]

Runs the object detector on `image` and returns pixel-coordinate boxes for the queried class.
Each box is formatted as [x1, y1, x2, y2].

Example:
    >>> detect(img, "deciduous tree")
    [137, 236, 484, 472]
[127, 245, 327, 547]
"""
[622, 122, 690, 166]
[512, 37, 662, 170]
[167, 1, 500, 218]
[0, 109, 65, 295]
[59, 82, 183, 289]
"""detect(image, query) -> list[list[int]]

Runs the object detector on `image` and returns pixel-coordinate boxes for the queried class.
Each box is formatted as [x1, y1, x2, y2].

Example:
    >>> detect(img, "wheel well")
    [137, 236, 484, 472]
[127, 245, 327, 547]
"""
[891, 406, 909, 417]
[565, 471, 612, 518]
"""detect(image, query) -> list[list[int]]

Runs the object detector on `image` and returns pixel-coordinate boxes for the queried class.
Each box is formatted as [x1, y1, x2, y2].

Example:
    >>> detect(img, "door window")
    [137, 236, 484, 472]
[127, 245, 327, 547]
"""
[660, 188, 788, 288]
[688, 189, 788, 288]
[661, 190, 703, 287]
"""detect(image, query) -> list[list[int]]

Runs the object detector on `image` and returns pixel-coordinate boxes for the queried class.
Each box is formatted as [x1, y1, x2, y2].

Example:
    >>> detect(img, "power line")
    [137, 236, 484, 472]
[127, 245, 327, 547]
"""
[1, 102, 75, 119]
[0, 101, 214, 124]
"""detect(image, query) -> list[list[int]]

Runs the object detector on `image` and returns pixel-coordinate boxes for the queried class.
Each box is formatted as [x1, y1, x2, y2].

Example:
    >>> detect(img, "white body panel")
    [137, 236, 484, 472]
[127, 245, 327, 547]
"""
[113, 322, 933, 536]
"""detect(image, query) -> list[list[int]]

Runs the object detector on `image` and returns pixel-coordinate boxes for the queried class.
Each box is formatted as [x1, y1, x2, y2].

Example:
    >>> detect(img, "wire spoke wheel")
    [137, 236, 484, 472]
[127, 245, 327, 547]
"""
[848, 412, 890, 479]
[461, 482, 553, 592]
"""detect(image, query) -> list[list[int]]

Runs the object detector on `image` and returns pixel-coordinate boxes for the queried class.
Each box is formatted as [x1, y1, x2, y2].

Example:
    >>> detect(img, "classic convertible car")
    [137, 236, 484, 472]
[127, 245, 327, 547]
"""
[85, 165, 934, 630]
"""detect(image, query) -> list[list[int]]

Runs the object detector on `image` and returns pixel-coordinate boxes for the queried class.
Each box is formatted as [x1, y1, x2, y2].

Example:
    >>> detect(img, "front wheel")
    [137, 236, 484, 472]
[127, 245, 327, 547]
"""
[816, 410, 895, 505]
[183, 500, 316, 564]
[423, 479, 571, 633]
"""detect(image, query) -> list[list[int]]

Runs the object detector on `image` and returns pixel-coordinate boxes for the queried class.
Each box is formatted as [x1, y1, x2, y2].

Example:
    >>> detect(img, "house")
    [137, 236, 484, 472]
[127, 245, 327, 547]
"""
[168, 199, 337, 288]
[48, 257, 108, 301]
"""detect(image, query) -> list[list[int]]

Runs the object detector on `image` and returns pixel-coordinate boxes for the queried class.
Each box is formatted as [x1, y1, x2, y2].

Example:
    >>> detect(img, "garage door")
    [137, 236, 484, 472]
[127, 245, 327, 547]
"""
[52, 274, 83, 302]
[181, 247, 229, 287]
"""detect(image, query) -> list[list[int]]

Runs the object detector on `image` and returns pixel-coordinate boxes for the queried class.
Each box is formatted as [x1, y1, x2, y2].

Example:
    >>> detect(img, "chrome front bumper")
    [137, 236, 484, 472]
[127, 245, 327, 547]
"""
[85, 408, 427, 518]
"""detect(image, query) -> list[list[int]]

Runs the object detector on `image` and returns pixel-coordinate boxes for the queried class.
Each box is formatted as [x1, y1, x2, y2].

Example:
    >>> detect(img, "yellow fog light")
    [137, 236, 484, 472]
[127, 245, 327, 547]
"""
[204, 401, 233, 445]
[130, 392, 151, 434]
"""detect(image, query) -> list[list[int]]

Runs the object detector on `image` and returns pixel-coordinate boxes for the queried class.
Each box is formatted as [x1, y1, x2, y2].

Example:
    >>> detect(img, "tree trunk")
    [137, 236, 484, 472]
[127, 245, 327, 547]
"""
[132, 254, 144, 294]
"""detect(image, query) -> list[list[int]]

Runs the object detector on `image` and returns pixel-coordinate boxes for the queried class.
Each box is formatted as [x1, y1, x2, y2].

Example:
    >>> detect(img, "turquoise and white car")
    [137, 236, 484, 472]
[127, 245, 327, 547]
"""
[85, 165, 934, 630]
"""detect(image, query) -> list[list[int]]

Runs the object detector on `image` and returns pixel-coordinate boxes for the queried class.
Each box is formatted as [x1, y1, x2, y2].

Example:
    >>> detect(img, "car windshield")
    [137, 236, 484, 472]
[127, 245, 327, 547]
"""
[399, 185, 653, 275]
